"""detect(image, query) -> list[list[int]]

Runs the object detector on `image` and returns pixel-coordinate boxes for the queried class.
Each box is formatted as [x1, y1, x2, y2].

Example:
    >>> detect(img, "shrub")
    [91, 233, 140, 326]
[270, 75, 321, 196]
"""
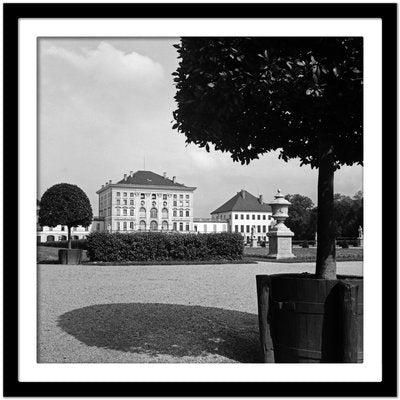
[302, 240, 309, 248]
[341, 240, 349, 249]
[86, 232, 244, 262]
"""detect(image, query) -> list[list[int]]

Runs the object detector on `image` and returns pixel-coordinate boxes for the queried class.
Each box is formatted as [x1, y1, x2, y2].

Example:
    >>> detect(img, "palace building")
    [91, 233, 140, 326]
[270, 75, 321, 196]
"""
[96, 170, 196, 233]
[211, 189, 273, 244]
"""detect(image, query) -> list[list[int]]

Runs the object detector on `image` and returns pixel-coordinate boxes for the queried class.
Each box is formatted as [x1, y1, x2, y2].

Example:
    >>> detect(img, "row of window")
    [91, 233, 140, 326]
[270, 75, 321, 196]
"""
[46, 226, 89, 232]
[235, 225, 269, 233]
[193, 225, 227, 232]
[114, 208, 191, 218]
[115, 192, 190, 199]
[115, 221, 190, 231]
[234, 214, 271, 220]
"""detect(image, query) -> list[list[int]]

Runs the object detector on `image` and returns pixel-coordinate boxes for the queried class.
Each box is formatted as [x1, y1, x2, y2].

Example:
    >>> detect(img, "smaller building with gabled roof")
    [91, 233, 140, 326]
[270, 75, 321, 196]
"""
[211, 189, 273, 244]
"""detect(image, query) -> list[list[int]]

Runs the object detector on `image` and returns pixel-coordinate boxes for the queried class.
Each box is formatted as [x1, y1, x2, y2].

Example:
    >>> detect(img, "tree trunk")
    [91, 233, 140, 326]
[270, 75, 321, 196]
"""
[67, 226, 72, 250]
[316, 144, 336, 279]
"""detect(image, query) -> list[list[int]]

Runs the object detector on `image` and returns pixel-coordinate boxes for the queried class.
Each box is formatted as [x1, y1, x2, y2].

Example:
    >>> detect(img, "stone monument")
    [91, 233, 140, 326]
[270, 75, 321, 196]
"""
[357, 225, 363, 247]
[250, 225, 257, 247]
[266, 189, 295, 259]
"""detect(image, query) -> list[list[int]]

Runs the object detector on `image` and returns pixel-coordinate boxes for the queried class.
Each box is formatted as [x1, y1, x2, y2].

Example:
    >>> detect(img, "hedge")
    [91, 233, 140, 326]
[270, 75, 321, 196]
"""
[37, 239, 88, 250]
[86, 232, 244, 262]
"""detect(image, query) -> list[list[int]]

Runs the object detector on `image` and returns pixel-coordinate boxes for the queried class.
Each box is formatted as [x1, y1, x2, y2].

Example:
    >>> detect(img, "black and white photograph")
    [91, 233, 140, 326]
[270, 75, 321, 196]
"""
[36, 35, 364, 365]
[3, 2, 397, 397]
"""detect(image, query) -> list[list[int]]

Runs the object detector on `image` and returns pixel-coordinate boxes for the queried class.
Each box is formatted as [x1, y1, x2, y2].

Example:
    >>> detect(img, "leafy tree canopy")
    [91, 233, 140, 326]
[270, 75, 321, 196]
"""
[173, 37, 363, 169]
[39, 183, 93, 228]
[285, 194, 316, 239]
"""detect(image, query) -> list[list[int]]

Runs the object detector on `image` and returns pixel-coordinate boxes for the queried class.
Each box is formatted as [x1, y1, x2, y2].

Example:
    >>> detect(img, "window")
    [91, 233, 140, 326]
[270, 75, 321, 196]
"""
[150, 208, 158, 218]
[117, 222, 120, 231]
[194, 225, 197, 232]
[61, 226, 65, 231]
[162, 208, 168, 219]
[186, 201, 190, 206]
[150, 221, 158, 231]
[152, 194, 156, 199]
[130, 193, 134, 197]
[49, 227, 53, 231]
[235, 226, 239, 232]
[117, 209, 120, 216]
[123, 200, 127, 205]
[204, 224, 207, 232]
[186, 210, 189, 217]
[162, 221, 168, 231]
[140, 193, 145, 199]
[123, 222, 127, 230]
[139, 207, 146, 218]
[246, 225, 250, 233]
[123, 209, 127, 216]
[96, 223, 100, 231]
[263, 226, 266, 233]
[139, 220, 146, 230]
[257, 226, 261, 233]
[235, 215, 238, 219]
[268, 215, 272, 220]
[186, 224, 190, 231]
[213, 224, 217, 232]
[123, 192, 127, 197]
[186, 195, 189, 199]
[173, 210, 177, 217]
[179, 222, 183, 231]
[173, 194, 177, 198]
[240, 225, 244, 233]
[163, 194, 167, 200]
[163, 201, 167, 206]
[257, 215, 260, 220]
[130, 222, 134, 229]
[173, 222, 177, 230]
[263, 215, 266, 220]
[241, 214, 244, 219]
[173, 201, 177, 206]
[252, 215, 255, 220]
[246, 215, 249, 220]
[117, 199, 120, 205]
[130, 200, 134, 205]
[179, 201, 183, 207]
[85, 227, 89, 231]
[117, 192, 120, 197]
[179, 194, 183, 199]
[179, 210, 183, 217]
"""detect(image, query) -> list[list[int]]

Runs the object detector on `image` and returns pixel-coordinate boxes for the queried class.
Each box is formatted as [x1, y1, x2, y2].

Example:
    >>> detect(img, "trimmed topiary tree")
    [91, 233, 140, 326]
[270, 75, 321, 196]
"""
[173, 37, 362, 279]
[39, 183, 93, 249]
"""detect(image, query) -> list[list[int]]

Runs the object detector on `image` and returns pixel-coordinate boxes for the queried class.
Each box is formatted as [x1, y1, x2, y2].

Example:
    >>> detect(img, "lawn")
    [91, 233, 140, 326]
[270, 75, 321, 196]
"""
[38, 245, 363, 264]
[243, 246, 363, 262]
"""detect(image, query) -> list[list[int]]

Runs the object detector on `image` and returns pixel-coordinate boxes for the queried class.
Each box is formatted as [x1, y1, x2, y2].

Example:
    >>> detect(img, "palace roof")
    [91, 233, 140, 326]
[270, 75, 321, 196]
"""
[211, 190, 272, 214]
[116, 170, 192, 189]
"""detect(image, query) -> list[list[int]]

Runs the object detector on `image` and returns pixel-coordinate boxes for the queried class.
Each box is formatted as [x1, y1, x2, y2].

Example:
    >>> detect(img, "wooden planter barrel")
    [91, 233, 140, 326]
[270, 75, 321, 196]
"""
[58, 249, 83, 265]
[256, 274, 363, 363]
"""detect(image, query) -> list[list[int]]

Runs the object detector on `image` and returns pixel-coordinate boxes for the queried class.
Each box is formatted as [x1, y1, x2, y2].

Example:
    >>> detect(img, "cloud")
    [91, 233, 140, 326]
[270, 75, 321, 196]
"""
[43, 42, 164, 90]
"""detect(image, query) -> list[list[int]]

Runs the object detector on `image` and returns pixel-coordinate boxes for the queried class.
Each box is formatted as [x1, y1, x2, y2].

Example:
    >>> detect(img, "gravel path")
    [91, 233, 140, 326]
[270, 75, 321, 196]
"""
[38, 261, 362, 363]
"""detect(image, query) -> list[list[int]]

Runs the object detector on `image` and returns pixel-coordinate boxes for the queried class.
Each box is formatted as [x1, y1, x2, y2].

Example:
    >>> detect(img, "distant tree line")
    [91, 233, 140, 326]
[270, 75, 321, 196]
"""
[284, 191, 363, 240]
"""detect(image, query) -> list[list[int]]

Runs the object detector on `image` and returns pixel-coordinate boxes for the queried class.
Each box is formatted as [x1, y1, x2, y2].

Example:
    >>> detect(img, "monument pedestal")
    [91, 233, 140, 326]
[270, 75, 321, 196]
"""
[266, 229, 295, 259]
[357, 238, 363, 247]
[251, 237, 258, 247]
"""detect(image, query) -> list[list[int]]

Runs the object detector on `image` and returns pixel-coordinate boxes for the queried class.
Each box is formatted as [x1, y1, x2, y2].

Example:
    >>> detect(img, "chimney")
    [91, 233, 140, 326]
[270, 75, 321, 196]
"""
[163, 172, 167, 178]
[172, 176, 176, 183]
[101, 184, 104, 188]
[105, 182, 108, 186]
[241, 189, 245, 199]
[124, 174, 127, 181]
[259, 194, 263, 203]
[130, 171, 133, 177]
[109, 180, 112, 184]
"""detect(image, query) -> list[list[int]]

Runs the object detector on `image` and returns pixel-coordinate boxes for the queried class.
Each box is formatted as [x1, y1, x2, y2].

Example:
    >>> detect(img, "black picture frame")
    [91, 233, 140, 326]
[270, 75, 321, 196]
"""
[3, 2, 397, 397]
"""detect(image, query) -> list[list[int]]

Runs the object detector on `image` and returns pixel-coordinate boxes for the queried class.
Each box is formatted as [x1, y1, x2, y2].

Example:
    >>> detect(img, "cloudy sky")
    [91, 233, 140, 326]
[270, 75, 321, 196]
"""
[38, 38, 363, 218]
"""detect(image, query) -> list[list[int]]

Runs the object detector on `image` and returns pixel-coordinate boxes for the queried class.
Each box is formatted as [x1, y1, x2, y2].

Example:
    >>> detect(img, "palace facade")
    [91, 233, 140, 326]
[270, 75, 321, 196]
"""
[96, 170, 196, 233]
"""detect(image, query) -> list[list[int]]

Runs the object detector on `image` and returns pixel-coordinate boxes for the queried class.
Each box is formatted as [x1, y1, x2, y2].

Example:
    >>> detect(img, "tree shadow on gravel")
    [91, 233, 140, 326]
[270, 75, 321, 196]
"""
[57, 303, 262, 363]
